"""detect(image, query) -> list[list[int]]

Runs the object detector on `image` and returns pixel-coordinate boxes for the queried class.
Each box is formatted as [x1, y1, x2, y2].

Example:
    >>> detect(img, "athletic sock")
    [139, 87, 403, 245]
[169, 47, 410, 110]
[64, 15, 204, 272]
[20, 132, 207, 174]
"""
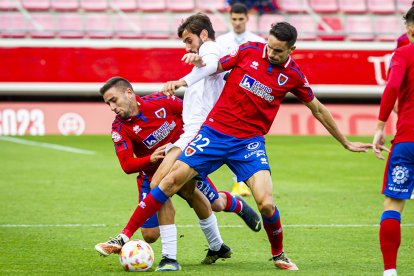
[262, 206, 283, 256]
[222, 191, 242, 213]
[199, 213, 223, 251]
[380, 210, 401, 271]
[122, 186, 169, 238]
[159, 224, 177, 260]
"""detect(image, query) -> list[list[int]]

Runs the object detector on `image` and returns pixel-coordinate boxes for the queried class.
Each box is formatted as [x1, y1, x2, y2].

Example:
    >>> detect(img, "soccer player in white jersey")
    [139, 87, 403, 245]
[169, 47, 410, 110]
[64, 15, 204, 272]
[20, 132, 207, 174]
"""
[216, 2, 265, 196]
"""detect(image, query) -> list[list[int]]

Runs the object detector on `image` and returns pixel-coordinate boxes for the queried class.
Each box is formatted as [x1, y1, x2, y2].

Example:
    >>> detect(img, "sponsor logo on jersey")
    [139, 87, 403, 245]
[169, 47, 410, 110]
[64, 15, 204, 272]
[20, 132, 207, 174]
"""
[250, 61, 259, 70]
[260, 157, 268, 164]
[240, 74, 274, 102]
[184, 146, 196, 156]
[111, 131, 122, 142]
[247, 141, 260, 150]
[277, 73, 289, 86]
[155, 108, 166, 118]
[133, 125, 142, 134]
[143, 121, 177, 149]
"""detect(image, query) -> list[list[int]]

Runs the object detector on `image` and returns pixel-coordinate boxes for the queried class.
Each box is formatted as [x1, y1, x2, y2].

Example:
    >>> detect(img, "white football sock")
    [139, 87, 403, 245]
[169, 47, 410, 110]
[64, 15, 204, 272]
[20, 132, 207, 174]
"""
[159, 224, 177, 260]
[383, 269, 397, 276]
[199, 213, 223, 251]
[119, 233, 129, 243]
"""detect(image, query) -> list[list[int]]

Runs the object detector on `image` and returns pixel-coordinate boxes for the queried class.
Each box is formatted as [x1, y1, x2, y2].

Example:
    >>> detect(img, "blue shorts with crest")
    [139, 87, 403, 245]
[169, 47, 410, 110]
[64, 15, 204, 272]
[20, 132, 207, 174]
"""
[383, 142, 414, 199]
[178, 125, 270, 182]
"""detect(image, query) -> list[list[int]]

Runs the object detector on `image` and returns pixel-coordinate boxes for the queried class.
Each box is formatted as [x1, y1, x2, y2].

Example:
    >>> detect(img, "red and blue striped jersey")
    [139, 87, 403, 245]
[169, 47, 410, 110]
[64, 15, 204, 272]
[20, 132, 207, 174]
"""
[204, 41, 314, 138]
[111, 93, 183, 176]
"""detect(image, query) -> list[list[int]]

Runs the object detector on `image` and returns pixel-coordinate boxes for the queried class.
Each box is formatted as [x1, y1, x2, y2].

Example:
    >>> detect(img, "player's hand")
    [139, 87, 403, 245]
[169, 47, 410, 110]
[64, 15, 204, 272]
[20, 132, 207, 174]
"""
[344, 141, 373, 152]
[372, 129, 390, 160]
[161, 80, 185, 97]
[150, 144, 167, 163]
[182, 53, 206, 67]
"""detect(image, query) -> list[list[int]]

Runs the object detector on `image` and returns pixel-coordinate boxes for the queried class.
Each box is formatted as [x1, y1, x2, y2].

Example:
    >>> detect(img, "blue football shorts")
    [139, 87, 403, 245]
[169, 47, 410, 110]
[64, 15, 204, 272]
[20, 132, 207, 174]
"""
[382, 142, 414, 199]
[178, 125, 271, 182]
[194, 175, 219, 204]
[137, 175, 159, 228]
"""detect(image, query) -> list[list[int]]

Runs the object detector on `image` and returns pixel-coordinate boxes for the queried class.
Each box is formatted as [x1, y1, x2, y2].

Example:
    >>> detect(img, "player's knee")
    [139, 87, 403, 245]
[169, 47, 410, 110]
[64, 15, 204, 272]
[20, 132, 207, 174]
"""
[257, 202, 274, 216]
[141, 228, 160, 244]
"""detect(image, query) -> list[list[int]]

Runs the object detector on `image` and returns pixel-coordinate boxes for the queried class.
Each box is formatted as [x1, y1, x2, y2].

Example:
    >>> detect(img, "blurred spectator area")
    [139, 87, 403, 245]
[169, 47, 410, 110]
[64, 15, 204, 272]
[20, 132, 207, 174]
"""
[0, 0, 412, 41]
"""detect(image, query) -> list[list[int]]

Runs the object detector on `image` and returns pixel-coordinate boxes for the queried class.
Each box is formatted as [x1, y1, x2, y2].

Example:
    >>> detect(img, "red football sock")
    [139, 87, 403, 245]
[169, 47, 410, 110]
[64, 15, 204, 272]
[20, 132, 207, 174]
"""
[262, 208, 283, 256]
[222, 191, 242, 213]
[380, 218, 401, 270]
[122, 193, 164, 238]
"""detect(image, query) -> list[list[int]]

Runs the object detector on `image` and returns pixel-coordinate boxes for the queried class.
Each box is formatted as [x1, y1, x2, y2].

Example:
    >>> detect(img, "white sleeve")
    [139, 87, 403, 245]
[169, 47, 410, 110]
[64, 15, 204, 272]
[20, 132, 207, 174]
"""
[181, 43, 221, 87]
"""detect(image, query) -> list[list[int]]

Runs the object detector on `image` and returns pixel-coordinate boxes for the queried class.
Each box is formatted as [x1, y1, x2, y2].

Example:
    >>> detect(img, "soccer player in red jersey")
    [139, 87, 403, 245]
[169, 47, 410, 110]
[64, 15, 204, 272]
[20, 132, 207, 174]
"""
[373, 6, 414, 276]
[106, 22, 372, 270]
[94, 77, 261, 269]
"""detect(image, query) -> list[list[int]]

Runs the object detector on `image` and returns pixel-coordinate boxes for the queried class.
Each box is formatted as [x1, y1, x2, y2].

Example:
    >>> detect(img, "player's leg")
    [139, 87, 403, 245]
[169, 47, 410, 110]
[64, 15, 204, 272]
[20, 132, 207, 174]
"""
[118, 161, 198, 241]
[379, 142, 414, 276]
[246, 170, 298, 270]
[155, 199, 181, 271]
[178, 179, 232, 264]
[380, 197, 405, 276]
[196, 176, 261, 232]
[150, 146, 182, 189]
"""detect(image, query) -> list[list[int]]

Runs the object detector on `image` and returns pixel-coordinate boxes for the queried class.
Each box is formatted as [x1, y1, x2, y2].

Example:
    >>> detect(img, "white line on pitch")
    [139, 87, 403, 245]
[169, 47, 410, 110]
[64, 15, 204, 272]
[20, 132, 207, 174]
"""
[0, 136, 96, 155]
[1, 224, 414, 228]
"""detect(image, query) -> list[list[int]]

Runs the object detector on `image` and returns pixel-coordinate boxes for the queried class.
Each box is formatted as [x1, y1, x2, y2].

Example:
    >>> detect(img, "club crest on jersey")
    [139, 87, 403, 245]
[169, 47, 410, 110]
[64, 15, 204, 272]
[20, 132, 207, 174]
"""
[184, 146, 196, 157]
[155, 108, 166, 118]
[277, 73, 289, 86]
[240, 74, 274, 102]
[111, 131, 122, 142]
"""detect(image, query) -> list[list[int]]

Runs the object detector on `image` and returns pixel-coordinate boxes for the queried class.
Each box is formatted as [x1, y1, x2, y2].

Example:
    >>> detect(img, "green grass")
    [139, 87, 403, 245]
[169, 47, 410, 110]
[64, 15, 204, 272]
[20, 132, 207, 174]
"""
[0, 135, 413, 275]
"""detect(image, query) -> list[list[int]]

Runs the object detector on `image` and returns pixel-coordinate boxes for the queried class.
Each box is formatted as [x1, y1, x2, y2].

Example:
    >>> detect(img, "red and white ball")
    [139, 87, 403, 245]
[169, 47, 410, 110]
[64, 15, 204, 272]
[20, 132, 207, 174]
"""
[119, 240, 154, 272]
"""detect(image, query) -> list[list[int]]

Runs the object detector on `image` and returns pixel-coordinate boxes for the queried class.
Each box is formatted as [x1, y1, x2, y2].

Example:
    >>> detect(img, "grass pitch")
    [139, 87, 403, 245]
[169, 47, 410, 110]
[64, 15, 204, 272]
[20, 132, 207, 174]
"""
[0, 135, 413, 275]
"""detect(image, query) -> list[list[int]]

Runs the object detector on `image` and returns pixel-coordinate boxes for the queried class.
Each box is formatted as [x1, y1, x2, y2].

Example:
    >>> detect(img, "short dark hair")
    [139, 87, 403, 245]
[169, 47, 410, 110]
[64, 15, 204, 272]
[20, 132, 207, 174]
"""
[230, 3, 248, 15]
[99, 76, 133, 96]
[177, 12, 215, 40]
[404, 6, 414, 24]
[269, 22, 297, 47]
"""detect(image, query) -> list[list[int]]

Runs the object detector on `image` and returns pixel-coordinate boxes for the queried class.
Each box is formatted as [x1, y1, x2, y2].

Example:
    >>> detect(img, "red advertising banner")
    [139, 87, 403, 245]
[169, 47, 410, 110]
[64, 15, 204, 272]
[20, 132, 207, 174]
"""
[0, 102, 396, 136]
[0, 47, 393, 85]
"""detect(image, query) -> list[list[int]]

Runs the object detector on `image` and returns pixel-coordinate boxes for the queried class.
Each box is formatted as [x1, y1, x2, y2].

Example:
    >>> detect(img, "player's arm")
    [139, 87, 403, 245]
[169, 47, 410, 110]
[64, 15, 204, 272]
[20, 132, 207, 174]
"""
[373, 49, 406, 159]
[304, 98, 372, 152]
[162, 53, 222, 96]
[113, 132, 166, 174]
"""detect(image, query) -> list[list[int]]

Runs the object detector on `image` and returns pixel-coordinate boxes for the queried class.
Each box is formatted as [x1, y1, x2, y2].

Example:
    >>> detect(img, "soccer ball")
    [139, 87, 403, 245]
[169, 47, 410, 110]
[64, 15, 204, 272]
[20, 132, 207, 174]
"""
[119, 240, 154, 272]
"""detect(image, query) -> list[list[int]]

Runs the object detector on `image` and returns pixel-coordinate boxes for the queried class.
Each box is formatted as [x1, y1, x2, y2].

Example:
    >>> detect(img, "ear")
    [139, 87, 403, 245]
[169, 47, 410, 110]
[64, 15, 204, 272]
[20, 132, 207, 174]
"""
[289, 45, 296, 53]
[200, 29, 209, 42]
[125, 87, 135, 98]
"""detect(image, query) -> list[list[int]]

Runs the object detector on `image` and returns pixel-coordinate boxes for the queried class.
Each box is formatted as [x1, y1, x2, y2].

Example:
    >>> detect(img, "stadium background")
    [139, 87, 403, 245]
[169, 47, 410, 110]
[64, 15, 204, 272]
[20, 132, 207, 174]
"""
[0, 0, 410, 136]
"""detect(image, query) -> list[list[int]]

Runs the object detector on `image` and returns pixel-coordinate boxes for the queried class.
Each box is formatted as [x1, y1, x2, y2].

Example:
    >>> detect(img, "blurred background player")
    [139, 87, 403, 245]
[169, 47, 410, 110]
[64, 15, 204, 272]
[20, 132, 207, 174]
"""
[217, 3, 265, 54]
[95, 77, 261, 267]
[216, 3, 265, 196]
[373, 6, 414, 276]
[116, 21, 372, 271]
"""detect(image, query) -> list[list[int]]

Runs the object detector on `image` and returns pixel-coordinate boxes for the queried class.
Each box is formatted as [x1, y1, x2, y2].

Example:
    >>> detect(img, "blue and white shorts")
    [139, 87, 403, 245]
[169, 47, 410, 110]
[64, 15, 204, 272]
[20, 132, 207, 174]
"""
[382, 142, 414, 199]
[178, 125, 270, 182]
